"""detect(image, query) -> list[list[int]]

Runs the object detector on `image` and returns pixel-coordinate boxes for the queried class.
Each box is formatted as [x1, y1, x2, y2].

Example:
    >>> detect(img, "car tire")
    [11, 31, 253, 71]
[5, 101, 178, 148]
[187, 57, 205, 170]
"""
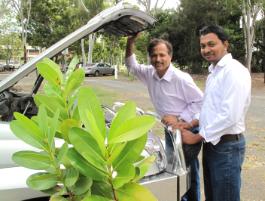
[95, 71, 99, 76]
[112, 70, 115, 75]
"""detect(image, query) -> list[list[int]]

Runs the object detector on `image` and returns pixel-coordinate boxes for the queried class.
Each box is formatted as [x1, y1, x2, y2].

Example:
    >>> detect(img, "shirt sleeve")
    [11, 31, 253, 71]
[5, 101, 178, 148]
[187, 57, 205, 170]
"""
[200, 67, 251, 143]
[180, 74, 203, 122]
[125, 54, 150, 84]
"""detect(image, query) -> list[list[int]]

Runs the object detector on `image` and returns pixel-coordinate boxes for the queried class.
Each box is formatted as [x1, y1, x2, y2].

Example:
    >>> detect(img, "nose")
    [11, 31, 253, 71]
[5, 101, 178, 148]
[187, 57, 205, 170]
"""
[202, 46, 210, 54]
[156, 55, 163, 62]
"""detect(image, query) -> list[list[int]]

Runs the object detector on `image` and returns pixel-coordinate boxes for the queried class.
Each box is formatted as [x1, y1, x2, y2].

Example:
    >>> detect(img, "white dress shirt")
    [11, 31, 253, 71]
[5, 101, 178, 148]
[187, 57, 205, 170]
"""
[125, 54, 203, 123]
[199, 53, 251, 145]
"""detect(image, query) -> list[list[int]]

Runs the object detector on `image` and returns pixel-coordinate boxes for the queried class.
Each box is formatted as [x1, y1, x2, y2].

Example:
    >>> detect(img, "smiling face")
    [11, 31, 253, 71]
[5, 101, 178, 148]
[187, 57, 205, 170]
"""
[200, 33, 228, 65]
[149, 43, 172, 78]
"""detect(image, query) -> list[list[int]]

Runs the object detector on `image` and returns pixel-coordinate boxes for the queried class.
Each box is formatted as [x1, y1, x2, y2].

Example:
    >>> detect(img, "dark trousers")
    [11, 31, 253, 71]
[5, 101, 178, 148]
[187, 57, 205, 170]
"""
[203, 136, 245, 201]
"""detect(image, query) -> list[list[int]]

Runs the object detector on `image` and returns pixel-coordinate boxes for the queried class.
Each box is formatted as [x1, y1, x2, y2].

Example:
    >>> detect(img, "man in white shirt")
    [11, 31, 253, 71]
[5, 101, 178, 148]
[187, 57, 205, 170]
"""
[181, 25, 251, 201]
[125, 34, 203, 201]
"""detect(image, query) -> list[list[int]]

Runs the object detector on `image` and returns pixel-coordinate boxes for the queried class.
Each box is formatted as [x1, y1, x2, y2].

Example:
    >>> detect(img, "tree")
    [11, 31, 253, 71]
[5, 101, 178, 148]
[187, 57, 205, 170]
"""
[77, 0, 105, 64]
[0, 0, 10, 19]
[0, 32, 22, 64]
[137, 0, 169, 14]
[253, 18, 265, 82]
[148, 0, 244, 73]
[27, 0, 81, 48]
[241, 0, 264, 72]
[0, 1, 22, 64]
[9, 0, 31, 64]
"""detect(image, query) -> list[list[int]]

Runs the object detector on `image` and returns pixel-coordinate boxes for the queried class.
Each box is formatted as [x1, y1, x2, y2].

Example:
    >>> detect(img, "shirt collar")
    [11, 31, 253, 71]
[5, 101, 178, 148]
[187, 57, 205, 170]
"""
[208, 53, 232, 73]
[152, 64, 175, 81]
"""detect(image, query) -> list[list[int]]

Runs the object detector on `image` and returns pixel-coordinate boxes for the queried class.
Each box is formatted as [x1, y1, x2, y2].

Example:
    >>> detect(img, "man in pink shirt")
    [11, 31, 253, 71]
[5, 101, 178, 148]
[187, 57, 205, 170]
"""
[125, 34, 203, 201]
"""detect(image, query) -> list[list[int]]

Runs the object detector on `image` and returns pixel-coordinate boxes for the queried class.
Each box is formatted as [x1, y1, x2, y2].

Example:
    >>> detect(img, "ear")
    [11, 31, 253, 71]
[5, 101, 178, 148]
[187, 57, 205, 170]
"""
[224, 41, 229, 51]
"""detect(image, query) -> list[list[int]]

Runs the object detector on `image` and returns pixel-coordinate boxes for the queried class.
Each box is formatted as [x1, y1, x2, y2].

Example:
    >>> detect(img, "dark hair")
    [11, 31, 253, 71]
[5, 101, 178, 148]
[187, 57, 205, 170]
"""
[147, 38, 173, 57]
[199, 25, 229, 42]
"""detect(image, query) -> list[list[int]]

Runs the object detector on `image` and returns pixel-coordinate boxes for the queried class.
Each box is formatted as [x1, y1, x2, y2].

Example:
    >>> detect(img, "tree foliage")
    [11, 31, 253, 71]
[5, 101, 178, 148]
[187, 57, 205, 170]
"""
[5, 0, 265, 74]
[27, 0, 82, 48]
[240, 0, 264, 71]
[147, 0, 245, 73]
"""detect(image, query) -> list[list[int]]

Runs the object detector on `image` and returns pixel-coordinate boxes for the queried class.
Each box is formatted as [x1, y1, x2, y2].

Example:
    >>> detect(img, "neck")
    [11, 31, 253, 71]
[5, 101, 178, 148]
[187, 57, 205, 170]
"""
[157, 67, 169, 78]
[212, 52, 228, 66]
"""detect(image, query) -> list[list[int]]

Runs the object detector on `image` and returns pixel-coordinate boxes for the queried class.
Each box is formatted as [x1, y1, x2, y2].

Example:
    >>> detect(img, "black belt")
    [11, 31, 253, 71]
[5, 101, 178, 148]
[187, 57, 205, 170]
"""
[219, 134, 243, 143]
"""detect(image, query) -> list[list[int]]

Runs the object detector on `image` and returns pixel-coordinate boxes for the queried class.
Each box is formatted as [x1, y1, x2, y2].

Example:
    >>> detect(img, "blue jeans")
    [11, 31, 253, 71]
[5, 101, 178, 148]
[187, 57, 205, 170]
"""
[165, 128, 201, 201]
[202, 136, 245, 201]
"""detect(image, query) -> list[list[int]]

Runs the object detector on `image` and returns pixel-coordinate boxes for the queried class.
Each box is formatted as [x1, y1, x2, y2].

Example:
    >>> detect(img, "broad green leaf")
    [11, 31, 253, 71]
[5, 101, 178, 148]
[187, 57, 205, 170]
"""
[34, 95, 68, 120]
[107, 143, 127, 165]
[10, 113, 46, 149]
[48, 109, 60, 147]
[67, 148, 107, 181]
[27, 172, 57, 190]
[133, 155, 156, 182]
[68, 55, 79, 70]
[116, 183, 157, 201]
[57, 143, 68, 163]
[65, 55, 79, 80]
[71, 176, 93, 196]
[78, 87, 106, 139]
[108, 102, 136, 138]
[50, 195, 68, 201]
[108, 115, 155, 144]
[64, 68, 85, 98]
[64, 167, 79, 187]
[37, 105, 49, 140]
[48, 109, 60, 151]
[79, 109, 105, 154]
[113, 135, 147, 170]
[12, 151, 51, 170]
[36, 58, 63, 87]
[43, 82, 62, 97]
[82, 195, 112, 201]
[41, 186, 66, 195]
[59, 119, 80, 142]
[91, 181, 113, 199]
[69, 127, 106, 172]
[113, 163, 135, 189]
[72, 105, 80, 120]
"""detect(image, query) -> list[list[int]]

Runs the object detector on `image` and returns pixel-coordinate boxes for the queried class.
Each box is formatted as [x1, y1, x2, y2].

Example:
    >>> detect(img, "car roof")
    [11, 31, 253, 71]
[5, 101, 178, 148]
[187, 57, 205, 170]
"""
[0, 2, 155, 92]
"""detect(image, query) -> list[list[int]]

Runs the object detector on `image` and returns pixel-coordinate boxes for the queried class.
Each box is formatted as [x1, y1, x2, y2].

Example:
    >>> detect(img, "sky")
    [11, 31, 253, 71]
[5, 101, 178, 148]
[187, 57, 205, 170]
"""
[151, 0, 180, 9]
[128, 0, 180, 10]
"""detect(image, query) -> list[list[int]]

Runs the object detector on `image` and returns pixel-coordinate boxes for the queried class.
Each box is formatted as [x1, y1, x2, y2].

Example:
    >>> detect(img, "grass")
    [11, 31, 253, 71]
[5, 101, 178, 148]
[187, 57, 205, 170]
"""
[89, 85, 119, 107]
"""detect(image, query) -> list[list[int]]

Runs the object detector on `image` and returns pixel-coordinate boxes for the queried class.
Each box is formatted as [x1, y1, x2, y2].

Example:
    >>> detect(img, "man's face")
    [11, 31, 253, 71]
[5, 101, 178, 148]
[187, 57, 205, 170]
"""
[200, 33, 228, 65]
[150, 43, 172, 78]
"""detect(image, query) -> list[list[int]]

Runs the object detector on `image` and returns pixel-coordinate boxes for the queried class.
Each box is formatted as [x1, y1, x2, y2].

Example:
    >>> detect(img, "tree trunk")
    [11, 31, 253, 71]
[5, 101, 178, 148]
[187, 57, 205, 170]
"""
[23, 44, 27, 64]
[87, 34, 96, 64]
[81, 39, 86, 66]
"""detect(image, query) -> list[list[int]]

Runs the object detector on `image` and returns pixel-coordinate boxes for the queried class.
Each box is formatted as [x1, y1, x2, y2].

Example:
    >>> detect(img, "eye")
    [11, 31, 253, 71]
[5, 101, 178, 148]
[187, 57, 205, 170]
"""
[200, 44, 206, 49]
[208, 42, 216, 47]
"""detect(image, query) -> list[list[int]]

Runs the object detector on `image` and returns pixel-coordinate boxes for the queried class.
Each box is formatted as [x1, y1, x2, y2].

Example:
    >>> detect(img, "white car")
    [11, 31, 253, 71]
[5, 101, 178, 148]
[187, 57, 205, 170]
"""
[84, 63, 115, 76]
[0, 2, 189, 201]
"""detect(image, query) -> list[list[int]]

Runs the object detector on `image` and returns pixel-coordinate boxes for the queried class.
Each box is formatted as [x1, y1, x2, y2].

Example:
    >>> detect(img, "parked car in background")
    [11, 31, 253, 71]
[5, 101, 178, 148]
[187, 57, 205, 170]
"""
[0, 64, 15, 72]
[84, 63, 115, 76]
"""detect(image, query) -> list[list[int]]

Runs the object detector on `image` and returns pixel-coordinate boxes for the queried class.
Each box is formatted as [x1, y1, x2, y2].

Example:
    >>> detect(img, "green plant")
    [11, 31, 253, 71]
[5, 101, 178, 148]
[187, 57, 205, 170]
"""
[10, 57, 157, 201]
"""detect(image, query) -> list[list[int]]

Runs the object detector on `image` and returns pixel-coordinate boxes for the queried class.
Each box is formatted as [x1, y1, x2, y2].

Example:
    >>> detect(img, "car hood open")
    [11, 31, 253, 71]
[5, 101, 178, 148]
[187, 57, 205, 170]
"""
[0, 2, 155, 92]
